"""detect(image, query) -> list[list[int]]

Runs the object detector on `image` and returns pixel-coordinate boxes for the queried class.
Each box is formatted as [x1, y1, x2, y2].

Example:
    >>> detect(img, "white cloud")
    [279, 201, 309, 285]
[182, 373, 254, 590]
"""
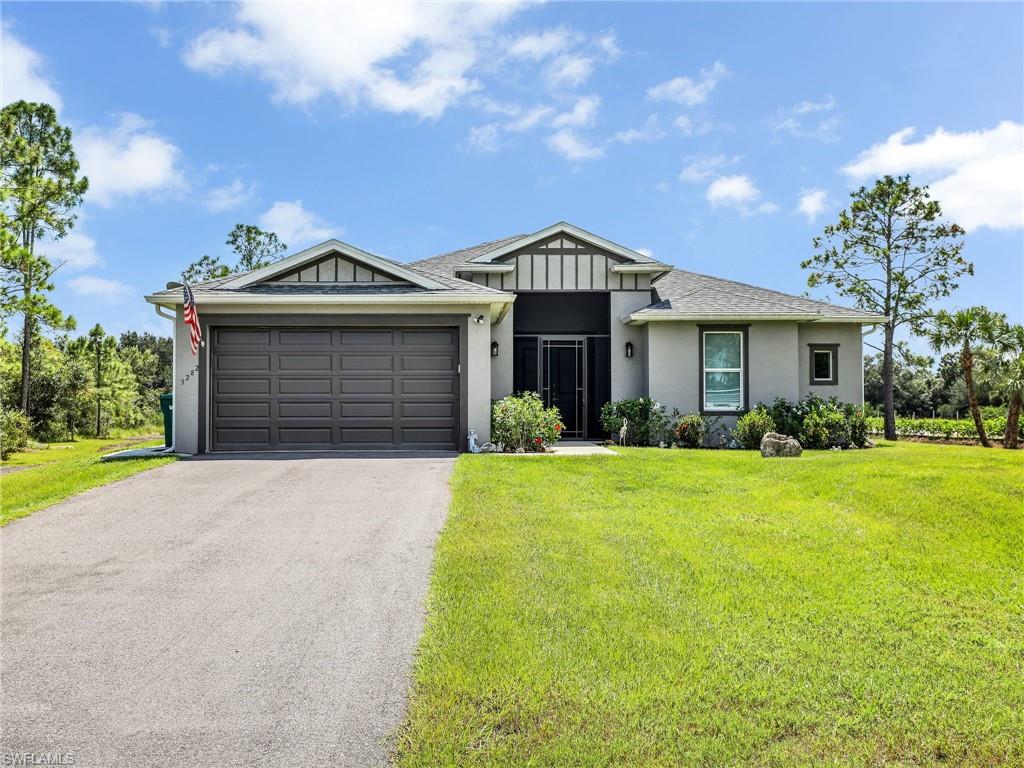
[546, 130, 604, 162]
[770, 95, 839, 142]
[546, 54, 595, 88]
[77, 113, 185, 206]
[594, 31, 621, 62]
[706, 174, 777, 215]
[843, 121, 1024, 230]
[635, 247, 654, 258]
[647, 61, 728, 106]
[793, 95, 836, 115]
[150, 26, 172, 48]
[462, 123, 502, 154]
[205, 178, 256, 213]
[679, 153, 741, 184]
[1, 25, 62, 110]
[185, 2, 524, 120]
[67, 275, 134, 303]
[673, 115, 712, 136]
[41, 232, 103, 271]
[613, 114, 665, 145]
[507, 104, 555, 132]
[259, 201, 336, 246]
[552, 95, 600, 128]
[505, 28, 573, 60]
[796, 188, 830, 222]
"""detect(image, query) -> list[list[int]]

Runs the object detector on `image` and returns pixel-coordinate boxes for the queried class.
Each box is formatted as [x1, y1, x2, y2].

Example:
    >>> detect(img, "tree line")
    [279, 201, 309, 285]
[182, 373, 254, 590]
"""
[0, 100, 288, 453]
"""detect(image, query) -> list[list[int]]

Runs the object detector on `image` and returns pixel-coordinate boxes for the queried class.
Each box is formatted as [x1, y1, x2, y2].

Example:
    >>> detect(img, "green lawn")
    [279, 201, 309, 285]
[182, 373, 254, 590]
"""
[395, 442, 1023, 767]
[1, 435, 174, 525]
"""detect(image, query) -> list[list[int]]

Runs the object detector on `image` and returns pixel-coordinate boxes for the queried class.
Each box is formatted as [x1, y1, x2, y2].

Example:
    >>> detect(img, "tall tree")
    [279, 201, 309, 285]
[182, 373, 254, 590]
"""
[803, 175, 972, 440]
[981, 321, 1024, 449]
[0, 101, 88, 415]
[181, 254, 230, 283]
[927, 307, 1004, 448]
[226, 224, 286, 272]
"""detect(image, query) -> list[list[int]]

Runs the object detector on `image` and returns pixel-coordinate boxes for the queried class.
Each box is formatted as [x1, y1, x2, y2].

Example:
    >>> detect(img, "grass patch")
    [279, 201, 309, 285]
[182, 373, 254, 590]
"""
[395, 441, 1024, 767]
[1, 434, 173, 525]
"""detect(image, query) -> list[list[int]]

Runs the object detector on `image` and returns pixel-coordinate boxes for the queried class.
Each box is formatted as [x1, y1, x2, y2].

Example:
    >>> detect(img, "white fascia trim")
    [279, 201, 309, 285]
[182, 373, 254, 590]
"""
[609, 262, 672, 274]
[624, 312, 885, 325]
[144, 292, 513, 307]
[454, 263, 516, 273]
[469, 221, 657, 265]
[218, 239, 448, 291]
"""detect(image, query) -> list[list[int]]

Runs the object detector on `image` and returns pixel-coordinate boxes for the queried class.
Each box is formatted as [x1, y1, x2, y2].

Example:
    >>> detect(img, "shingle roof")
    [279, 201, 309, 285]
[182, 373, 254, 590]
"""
[410, 235, 525, 276]
[412, 239, 882, 321]
[148, 251, 508, 301]
[634, 269, 882, 320]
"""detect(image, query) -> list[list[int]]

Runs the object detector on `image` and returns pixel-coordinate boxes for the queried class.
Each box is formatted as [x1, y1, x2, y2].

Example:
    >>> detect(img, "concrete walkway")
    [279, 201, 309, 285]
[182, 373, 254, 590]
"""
[0, 453, 456, 767]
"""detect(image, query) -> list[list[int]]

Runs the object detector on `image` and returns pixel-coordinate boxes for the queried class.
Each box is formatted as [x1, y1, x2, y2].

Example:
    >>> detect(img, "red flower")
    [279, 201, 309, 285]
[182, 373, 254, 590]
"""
[534, 436, 543, 444]
[554, 423, 563, 431]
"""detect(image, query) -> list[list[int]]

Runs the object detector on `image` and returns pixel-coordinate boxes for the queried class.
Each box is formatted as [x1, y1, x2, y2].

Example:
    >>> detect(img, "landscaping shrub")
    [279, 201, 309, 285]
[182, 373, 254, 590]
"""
[800, 409, 850, 449]
[491, 392, 564, 452]
[600, 397, 674, 445]
[865, 415, 1021, 442]
[764, 395, 868, 449]
[672, 412, 707, 448]
[1, 405, 31, 459]
[732, 406, 776, 449]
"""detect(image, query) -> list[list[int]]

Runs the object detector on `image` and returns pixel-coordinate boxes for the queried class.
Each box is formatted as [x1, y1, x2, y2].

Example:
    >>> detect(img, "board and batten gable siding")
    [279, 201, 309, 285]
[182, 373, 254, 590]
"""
[465, 234, 653, 291]
[272, 254, 407, 284]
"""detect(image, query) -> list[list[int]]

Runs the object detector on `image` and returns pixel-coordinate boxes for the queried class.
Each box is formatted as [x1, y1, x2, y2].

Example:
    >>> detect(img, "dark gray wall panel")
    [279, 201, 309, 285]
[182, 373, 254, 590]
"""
[210, 325, 458, 451]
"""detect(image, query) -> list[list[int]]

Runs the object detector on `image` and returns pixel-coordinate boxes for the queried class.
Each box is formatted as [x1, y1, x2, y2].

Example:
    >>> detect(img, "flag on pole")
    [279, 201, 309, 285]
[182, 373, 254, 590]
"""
[182, 282, 203, 355]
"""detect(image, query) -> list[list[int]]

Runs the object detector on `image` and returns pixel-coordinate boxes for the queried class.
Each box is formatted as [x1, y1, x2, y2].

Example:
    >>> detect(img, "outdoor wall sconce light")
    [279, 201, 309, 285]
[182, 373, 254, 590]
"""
[625, 341, 634, 358]
[491, 341, 500, 357]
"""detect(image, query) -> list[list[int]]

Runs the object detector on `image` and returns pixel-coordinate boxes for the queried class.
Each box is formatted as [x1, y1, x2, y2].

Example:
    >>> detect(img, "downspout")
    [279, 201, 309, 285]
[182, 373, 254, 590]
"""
[153, 303, 176, 451]
[861, 323, 881, 409]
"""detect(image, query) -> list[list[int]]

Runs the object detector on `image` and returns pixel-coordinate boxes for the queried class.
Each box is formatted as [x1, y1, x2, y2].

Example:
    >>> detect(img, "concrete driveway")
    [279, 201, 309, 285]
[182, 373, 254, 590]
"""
[0, 453, 456, 767]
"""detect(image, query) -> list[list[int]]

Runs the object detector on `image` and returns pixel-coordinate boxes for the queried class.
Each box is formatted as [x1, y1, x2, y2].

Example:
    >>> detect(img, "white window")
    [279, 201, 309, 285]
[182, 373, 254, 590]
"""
[812, 349, 833, 382]
[809, 344, 839, 385]
[703, 330, 744, 411]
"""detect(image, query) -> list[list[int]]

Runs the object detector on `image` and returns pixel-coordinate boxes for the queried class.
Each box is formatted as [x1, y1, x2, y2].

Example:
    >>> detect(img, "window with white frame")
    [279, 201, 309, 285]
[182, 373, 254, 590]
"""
[702, 330, 744, 411]
[809, 344, 839, 385]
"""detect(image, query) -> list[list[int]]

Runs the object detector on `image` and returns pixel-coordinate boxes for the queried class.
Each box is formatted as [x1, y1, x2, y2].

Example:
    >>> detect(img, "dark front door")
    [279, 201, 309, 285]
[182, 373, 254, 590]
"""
[541, 338, 586, 438]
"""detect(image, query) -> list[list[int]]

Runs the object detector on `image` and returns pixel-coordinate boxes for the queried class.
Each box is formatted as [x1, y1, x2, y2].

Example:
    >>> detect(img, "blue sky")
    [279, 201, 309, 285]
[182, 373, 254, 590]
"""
[3, 1, 1022, 345]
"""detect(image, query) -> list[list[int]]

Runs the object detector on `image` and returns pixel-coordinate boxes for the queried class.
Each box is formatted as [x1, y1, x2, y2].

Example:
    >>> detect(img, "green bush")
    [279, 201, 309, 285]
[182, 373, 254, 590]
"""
[491, 392, 564, 452]
[764, 395, 868, 449]
[1, 405, 31, 459]
[732, 406, 776, 449]
[800, 409, 850, 449]
[600, 397, 674, 446]
[672, 412, 707, 448]
[865, 415, 1020, 441]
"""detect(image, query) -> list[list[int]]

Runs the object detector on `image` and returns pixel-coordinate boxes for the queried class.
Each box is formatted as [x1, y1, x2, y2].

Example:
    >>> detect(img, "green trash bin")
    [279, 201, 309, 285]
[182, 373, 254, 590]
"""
[159, 392, 173, 448]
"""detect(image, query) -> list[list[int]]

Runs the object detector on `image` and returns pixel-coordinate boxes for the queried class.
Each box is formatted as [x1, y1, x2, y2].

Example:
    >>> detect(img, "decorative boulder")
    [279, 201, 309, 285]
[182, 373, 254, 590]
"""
[760, 432, 803, 457]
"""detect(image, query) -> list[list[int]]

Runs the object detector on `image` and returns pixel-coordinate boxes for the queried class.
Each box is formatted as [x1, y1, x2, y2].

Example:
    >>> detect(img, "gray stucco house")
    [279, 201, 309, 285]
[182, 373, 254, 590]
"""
[146, 222, 884, 453]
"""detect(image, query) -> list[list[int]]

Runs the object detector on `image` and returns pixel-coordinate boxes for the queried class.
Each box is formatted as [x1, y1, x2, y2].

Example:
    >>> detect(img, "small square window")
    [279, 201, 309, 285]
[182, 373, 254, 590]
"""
[809, 345, 839, 385]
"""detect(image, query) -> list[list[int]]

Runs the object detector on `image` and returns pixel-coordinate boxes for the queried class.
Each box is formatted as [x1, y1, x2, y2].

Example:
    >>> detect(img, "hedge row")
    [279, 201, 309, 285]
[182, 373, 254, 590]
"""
[865, 415, 1020, 440]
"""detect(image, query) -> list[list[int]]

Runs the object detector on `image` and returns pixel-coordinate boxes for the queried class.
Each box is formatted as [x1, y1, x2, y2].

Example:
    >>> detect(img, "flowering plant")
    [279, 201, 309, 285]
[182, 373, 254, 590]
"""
[491, 392, 566, 452]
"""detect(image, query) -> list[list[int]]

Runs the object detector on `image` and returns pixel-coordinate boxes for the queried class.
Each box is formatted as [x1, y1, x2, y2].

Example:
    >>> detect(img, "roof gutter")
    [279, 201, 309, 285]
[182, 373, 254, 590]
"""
[624, 312, 887, 325]
[144, 292, 514, 307]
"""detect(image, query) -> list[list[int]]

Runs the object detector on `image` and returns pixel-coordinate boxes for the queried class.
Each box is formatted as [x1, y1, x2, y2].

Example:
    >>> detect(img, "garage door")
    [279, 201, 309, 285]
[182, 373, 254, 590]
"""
[209, 326, 459, 451]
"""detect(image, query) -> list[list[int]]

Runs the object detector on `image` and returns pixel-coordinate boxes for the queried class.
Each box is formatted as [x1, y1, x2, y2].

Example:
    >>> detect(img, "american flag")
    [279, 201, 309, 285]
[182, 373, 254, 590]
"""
[182, 282, 203, 355]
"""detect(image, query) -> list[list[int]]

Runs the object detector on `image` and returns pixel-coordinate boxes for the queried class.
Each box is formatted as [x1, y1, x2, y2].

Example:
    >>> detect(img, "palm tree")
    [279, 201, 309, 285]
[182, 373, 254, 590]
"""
[982, 323, 1024, 449]
[927, 307, 1004, 448]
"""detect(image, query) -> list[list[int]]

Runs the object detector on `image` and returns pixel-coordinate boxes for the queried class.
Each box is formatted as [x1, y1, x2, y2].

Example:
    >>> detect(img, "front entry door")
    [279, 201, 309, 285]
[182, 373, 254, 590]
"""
[541, 337, 586, 438]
